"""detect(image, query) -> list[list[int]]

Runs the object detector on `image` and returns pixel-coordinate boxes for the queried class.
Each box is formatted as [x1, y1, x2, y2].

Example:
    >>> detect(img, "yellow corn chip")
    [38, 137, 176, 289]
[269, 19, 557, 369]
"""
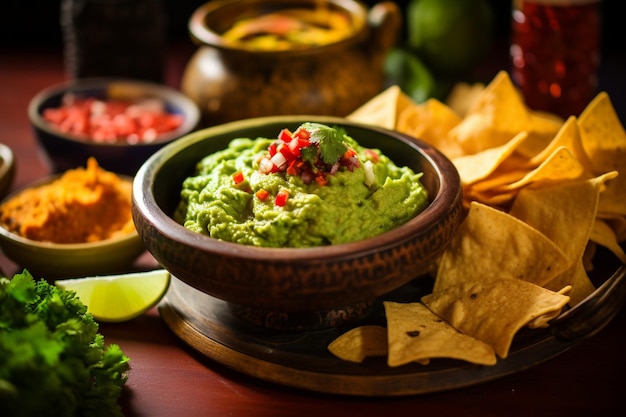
[384, 301, 496, 367]
[422, 278, 570, 358]
[495, 146, 589, 192]
[578, 92, 626, 217]
[396, 98, 464, 159]
[590, 219, 626, 264]
[327, 325, 388, 363]
[434, 202, 571, 293]
[346, 85, 415, 130]
[526, 116, 595, 172]
[453, 131, 528, 186]
[449, 71, 532, 155]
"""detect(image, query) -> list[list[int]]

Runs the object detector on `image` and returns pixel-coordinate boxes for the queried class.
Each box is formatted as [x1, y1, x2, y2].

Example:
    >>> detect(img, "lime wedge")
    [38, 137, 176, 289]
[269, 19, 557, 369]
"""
[56, 269, 171, 322]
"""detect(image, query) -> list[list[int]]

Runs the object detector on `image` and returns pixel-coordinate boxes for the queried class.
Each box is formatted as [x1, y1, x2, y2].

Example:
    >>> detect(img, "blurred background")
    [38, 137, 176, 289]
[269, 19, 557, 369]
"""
[1, 0, 624, 118]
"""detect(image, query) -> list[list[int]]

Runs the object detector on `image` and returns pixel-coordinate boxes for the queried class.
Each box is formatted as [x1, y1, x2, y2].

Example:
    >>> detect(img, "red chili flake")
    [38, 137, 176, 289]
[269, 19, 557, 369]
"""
[275, 189, 289, 206]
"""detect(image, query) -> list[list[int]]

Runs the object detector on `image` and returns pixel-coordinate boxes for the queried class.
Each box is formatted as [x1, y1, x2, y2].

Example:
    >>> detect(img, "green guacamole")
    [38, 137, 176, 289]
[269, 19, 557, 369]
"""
[175, 126, 428, 248]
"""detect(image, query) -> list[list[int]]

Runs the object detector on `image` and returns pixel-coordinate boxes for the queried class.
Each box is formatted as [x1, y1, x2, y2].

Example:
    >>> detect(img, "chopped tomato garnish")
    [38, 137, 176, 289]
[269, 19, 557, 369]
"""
[268, 141, 278, 157]
[364, 148, 379, 163]
[278, 128, 293, 142]
[277, 143, 296, 160]
[255, 189, 270, 201]
[232, 171, 245, 184]
[314, 175, 327, 186]
[259, 124, 360, 187]
[42, 95, 183, 144]
[293, 127, 310, 141]
[275, 189, 289, 206]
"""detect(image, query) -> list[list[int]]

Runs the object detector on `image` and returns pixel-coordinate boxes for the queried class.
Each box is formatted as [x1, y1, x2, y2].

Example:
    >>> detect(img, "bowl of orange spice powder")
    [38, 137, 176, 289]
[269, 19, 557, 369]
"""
[0, 158, 146, 279]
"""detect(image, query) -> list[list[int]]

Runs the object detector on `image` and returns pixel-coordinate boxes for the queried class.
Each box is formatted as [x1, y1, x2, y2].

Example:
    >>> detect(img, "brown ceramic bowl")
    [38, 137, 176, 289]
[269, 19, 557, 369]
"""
[181, 0, 401, 125]
[132, 116, 462, 328]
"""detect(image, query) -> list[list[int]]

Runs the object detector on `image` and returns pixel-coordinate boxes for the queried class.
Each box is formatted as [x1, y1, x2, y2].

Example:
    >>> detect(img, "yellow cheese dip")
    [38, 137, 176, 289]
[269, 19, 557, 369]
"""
[175, 127, 428, 248]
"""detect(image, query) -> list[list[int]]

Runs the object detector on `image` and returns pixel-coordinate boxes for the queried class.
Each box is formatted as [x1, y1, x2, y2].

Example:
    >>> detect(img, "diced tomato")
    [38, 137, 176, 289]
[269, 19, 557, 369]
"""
[232, 171, 245, 184]
[268, 141, 278, 157]
[364, 148, 379, 163]
[278, 128, 293, 142]
[255, 189, 270, 201]
[275, 189, 289, 206]
[277, 143, 296, 161]
[42, 94, 183, 144]
[286, 160, 299, 176]
[293, 127, 310, 141]
[343, 148, 357, 159]
[314, 175, 327, 186]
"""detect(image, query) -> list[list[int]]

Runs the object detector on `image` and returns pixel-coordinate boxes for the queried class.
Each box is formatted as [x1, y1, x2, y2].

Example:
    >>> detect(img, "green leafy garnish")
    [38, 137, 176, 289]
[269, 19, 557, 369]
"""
[0, 270, 130, 417]
[300, 122, 348, 165]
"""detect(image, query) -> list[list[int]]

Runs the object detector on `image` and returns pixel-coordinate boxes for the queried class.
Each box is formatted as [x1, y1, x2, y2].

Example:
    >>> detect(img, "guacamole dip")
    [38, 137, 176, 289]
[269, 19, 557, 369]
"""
[175, 123, 429, 248]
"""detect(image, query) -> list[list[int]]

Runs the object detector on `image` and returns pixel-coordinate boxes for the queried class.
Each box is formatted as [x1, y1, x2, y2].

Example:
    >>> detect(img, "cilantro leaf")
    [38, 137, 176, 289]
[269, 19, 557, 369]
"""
[300, 123, 348, 165]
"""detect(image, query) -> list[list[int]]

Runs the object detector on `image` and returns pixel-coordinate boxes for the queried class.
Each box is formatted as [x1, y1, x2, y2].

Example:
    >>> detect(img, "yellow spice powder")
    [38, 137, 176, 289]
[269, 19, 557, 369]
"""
[0, 158, 135, 243]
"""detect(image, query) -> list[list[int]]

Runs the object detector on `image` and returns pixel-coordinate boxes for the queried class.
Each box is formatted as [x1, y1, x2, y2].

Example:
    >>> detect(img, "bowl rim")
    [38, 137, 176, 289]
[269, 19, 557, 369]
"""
[133, 115, 461, 261]
[0, 173, 141, 250]
[0, 143, 16, 193]
[27, 77, 200, 147]
[188, 0, 369, 56]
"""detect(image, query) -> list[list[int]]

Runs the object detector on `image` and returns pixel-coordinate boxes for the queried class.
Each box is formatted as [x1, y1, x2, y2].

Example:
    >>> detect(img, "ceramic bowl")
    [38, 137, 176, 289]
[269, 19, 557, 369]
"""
[181, 0, 401, 125]
[132, 115, 462, 329]
[28, 77, 200, 176]
[0, 143, 16, 200]
[0, 175, 146, 279]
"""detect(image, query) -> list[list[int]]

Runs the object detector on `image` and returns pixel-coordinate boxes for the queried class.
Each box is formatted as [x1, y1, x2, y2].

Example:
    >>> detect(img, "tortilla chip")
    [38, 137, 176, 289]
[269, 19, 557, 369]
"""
[590, 219, 626, 263]
[434, 202, 571, 293]
[445, 81, 485, 118]
[327, 325, 388, 363]
[516, 110, 565, 158]
[545, 259, 596, 307]
[449, 71, 532, 155]
[526, 116, 595, 172]
[578, 92, 626, 218]
[396, 98, 464, 159]
[527, 285, 572, 328]
[509, 172, 617, 261]
[422, 278, 570, 358]
[346, 85, 415, 130]
[384, 301, 496, 367]
[453, 131, 528, 186]
[495, 146, 589, 192]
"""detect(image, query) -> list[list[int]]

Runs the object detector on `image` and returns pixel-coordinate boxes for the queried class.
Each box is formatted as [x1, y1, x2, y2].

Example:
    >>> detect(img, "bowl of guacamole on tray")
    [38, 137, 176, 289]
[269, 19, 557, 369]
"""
[132, 116, 462, 327]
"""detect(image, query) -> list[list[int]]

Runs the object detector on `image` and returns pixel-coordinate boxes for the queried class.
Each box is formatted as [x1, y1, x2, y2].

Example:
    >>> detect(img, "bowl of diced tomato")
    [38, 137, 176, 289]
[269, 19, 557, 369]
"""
[28, 78, 200, 176]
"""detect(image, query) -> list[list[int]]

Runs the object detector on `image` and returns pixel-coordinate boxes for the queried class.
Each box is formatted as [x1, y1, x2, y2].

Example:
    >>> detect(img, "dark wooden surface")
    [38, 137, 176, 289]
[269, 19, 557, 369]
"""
[1, 43, 625, 417]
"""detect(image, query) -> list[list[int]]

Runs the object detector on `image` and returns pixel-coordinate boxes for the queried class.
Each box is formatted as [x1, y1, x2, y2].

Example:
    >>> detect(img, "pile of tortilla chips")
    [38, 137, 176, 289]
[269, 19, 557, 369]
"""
[328, 71, 625, 367]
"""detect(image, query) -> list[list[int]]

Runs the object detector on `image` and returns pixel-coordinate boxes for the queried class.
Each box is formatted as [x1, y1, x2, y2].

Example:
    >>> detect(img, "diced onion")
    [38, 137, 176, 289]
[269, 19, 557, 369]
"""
[363, 160, 375, 187]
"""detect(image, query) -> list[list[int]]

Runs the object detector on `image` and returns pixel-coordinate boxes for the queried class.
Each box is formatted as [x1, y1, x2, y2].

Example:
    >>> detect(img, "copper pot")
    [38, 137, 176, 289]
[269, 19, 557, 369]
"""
[181, 0, 401, 126]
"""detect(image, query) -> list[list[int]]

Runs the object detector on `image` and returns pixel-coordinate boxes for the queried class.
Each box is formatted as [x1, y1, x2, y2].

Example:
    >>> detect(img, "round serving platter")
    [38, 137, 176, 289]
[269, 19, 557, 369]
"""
[158, 249, 625, 396]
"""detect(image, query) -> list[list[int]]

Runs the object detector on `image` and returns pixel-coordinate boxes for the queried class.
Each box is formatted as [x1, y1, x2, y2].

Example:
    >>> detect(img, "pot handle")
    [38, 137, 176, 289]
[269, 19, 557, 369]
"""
[367, 1, 402, 60]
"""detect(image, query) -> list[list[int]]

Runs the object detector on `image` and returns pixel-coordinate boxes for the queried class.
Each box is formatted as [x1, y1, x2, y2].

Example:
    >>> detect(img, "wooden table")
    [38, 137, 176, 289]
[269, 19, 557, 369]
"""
[1, 44, 625, 417]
